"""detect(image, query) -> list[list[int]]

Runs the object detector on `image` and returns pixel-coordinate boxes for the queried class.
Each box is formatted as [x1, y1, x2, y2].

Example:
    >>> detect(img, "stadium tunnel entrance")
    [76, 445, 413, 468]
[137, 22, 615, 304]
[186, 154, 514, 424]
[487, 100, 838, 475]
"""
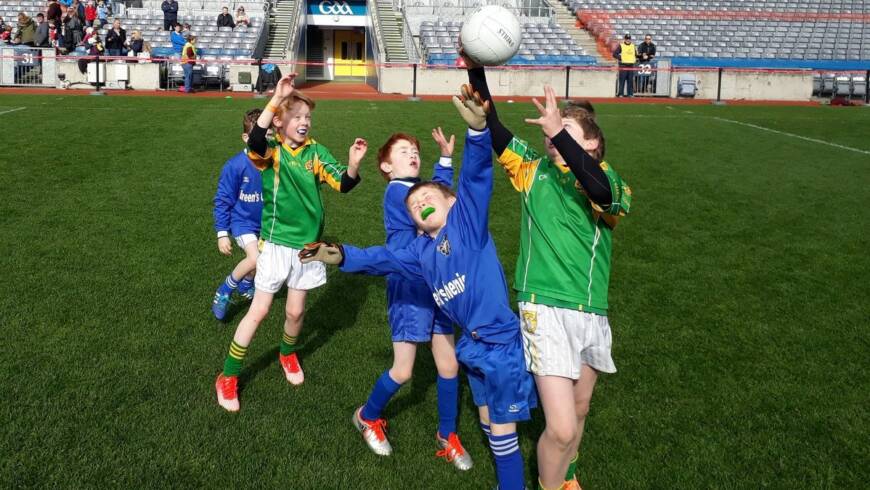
[299, 0, 376, 82]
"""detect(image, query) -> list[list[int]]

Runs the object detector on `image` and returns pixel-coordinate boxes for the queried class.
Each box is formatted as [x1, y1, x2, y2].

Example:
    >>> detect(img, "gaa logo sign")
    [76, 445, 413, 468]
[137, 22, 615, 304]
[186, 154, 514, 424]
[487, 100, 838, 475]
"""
[318, 0, 353, 15]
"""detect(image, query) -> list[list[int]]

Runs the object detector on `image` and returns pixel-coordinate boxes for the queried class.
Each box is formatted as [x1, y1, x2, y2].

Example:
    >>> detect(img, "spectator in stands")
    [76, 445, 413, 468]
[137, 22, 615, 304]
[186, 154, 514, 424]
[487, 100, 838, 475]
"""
[63, 9, 83, 48]
[71, 0, 85, 22]
[636, 34, 656, 93]
[613, 33, 636, 97]
[0, 17, 4, 32]
[128, 30, 151, 57]
[235, 7, 249, 27]
[34, 13, 50, 47]
[161, 0, 178, 31]
[46, 1, 62, 25]
[84, 0, 96, 27]
[87, 31, 104, 56]
[217, 7, 235, 28]
[97, 1, 108, 26]
[0, 26, 12, 44]
[180, 33, 197, 93]
[48, 20, 58, 47]
[14, 13, 37, 46]
[105, 18, 126, 56]
[170, 22, 185, 54]
[82, 25, 96, 45]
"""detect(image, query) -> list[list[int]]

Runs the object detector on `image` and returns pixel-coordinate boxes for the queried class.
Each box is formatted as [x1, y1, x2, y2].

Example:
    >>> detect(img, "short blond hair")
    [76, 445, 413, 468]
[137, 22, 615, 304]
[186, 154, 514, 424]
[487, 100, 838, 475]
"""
[276, 92, 316, 116]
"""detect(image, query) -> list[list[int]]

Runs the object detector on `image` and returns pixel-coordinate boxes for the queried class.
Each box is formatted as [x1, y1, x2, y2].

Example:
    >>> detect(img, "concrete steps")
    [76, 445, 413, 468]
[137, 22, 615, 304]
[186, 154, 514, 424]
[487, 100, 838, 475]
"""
[264, 0, 297, 60]
[375, 0, 409, 62]
[546, 0, 615, 65]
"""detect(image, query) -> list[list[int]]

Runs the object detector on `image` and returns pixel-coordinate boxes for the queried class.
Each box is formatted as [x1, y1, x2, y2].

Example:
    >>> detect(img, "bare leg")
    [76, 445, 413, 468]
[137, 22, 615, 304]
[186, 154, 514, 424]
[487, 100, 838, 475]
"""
[232, 290, 274, 346]
[283, 288, 308, 337]
[535, 375, 578, 489]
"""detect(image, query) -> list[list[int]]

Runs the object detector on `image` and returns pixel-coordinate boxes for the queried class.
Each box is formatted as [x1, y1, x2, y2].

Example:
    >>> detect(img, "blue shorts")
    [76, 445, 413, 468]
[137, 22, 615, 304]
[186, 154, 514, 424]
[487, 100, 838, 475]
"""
[388, 276, 453, 343]
[457, 332, 537, 424]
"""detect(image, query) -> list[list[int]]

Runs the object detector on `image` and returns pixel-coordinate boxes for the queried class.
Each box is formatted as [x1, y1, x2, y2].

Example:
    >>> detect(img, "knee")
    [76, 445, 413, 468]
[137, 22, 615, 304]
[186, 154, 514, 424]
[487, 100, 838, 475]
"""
[575, 398, 591, 421]
[246, 303, 270, 322]
[389, 366, 413, 384]
[285, 305, 305, 324]
[546, 422, 578, 450]
[435, 357, 458, 379]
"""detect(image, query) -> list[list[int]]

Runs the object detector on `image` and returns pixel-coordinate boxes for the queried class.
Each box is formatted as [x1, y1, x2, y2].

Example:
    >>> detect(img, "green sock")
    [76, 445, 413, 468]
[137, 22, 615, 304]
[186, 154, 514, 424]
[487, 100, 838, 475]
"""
[223, 341, 248, 377]
[565, 454, 578, 481]
[279, 333, 298, 356]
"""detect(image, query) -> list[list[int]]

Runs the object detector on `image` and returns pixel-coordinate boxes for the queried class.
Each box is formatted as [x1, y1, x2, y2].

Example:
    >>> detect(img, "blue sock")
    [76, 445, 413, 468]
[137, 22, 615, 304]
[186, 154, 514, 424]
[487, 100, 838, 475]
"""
[238, 277, 254, 293]
[480, 422, 491, 437]
[361, 371, 402, 421]
[436, 375, 459, 438]
[489, 432, 525, 490]
[218, 274, 240, 296]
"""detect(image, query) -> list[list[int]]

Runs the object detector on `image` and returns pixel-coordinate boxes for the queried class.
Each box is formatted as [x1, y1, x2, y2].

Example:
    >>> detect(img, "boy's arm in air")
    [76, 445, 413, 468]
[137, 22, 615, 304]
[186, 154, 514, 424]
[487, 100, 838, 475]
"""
[311, 140, 365, 193]
[430, 126, 455, 188]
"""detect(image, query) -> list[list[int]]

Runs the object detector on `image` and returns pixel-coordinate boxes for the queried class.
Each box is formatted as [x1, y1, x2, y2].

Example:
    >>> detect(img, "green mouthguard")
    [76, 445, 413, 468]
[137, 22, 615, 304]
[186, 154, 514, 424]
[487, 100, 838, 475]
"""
[422, 207, 436, 220]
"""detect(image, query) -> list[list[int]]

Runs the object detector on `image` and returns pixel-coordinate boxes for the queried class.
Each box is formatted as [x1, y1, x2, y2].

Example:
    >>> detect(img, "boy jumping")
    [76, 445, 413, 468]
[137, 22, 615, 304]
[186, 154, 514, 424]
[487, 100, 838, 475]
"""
[300, 87, 536, 490]
[215, 74, 368, 412]
[463, 53, 632, 490]
[211, 108, 265, 320]
[349, 128, 472, 470]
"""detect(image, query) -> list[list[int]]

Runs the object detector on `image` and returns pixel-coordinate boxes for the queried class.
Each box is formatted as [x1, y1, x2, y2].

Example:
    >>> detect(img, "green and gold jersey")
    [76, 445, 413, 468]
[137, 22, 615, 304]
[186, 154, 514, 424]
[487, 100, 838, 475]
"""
[498, 136, 632, 314]
[248, 134, 347, 249]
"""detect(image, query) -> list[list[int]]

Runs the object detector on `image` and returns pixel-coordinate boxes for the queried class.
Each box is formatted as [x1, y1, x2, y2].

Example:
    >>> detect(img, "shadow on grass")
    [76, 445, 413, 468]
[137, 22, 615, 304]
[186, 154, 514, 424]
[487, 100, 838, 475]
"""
[239, 271, 375, 388]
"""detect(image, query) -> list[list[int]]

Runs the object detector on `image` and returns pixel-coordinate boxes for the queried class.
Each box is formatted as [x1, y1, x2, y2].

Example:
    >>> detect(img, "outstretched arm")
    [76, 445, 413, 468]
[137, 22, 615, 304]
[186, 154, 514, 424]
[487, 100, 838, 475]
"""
[525, 85, 613, 207]
[430, 127, 455, 188]
[299, 242, 424, 282]
[461, 52, 513, 155]
[247, 73, 298, 167]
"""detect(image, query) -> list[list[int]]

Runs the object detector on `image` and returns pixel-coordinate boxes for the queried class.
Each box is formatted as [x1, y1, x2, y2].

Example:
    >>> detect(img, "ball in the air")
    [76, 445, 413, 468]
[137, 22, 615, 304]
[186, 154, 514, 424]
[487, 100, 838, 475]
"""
[460, 5, 522, 66]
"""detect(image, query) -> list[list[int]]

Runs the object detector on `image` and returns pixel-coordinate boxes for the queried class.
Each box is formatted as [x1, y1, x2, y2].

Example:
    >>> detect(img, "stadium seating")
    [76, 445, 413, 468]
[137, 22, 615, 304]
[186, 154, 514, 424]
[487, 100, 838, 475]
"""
[561, 0, 870, 68]
[418, 20, 597, 66]
[0, 0, 266, 59]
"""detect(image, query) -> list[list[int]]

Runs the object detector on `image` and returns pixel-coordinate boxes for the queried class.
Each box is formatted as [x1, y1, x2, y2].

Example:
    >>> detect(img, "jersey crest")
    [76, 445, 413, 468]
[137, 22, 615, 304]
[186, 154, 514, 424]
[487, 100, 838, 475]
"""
[437, 234, 451, 256]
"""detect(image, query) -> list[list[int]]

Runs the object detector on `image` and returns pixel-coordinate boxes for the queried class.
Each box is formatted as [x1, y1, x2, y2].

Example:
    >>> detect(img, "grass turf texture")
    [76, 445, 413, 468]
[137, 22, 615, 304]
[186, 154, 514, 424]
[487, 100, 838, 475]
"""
[1, 94, 868, 489]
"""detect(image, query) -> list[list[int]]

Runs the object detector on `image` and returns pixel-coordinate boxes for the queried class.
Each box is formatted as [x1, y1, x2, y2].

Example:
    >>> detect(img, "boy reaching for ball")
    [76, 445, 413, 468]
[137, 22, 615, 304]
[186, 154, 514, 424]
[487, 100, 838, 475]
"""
[215, 73, 368, 412]
[211, 108, 265, 321]
[348, 128, 473, 470]
[300, 86, 536, 490]
[461, 51, 632, 490]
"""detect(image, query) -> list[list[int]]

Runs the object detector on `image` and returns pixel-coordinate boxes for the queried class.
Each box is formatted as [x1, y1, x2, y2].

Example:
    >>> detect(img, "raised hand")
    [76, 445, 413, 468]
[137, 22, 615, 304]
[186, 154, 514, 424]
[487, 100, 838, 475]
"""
[348, 138, 368, 167]
[273, 73, 298, 101]
[431, 127, 455, 157]
[299, 242, 344, 265]
[452, 84, 490, 130]
[524, 85, 563, 138]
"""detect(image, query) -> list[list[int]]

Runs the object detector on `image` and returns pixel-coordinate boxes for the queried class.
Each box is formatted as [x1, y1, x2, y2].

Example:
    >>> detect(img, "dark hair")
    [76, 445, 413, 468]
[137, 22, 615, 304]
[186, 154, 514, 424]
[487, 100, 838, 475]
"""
[404, 181, 456, 207]
[243, 108, 262, 134]
[377, 132, 421, 181]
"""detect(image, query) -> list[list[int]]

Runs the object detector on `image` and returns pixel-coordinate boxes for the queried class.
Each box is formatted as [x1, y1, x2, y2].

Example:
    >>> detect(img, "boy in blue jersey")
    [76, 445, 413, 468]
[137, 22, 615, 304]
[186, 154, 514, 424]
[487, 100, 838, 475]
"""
[301, 87, 536, 490]
[349, 128, 473, 470]
[211, 108, 265, 320]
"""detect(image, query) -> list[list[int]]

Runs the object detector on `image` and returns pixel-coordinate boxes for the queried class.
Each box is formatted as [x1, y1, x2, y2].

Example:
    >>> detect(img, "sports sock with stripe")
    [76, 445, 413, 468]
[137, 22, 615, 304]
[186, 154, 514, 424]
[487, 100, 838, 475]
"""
[566, 454, 578, 481]
[489, 432, 525, 490]
[480, 422, 492, 437]
[436, 375, 459, 438]
[218, 274, 241, 296]
[361, 370, 402, 421]
[223, 340, 248, 377]
[279, 333, 298, 356]
[238, 277, 254, 294]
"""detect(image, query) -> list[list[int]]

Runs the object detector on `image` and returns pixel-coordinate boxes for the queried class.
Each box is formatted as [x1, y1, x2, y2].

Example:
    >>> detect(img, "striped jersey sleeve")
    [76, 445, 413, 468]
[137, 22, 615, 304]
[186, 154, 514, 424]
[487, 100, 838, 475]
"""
[311, 143, 346, 192]
[496, 136, 542, 193]
[590, 161, 632, 217]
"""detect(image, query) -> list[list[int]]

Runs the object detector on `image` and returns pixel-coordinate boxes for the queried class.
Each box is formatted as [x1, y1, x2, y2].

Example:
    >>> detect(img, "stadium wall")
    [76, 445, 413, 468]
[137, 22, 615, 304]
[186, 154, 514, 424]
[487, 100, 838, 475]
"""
[54, 60, 161, 90]
[670, 69, 814, 100]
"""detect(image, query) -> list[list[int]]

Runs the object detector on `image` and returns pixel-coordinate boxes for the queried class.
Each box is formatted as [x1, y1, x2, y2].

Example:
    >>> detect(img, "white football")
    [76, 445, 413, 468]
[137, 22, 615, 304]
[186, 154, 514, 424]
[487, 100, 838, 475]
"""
[460, 5, 523, 66]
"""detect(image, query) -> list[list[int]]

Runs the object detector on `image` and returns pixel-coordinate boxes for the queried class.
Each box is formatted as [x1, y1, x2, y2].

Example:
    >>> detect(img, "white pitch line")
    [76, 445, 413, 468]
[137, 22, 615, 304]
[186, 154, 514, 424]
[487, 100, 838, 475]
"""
[0, 106, 25, 116]
[712, 116, 870, 156]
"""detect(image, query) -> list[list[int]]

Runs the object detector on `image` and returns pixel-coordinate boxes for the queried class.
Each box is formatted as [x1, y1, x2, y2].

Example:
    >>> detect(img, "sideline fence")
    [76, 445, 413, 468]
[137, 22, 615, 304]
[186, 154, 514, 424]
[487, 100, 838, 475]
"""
[0, 48, 867, 103]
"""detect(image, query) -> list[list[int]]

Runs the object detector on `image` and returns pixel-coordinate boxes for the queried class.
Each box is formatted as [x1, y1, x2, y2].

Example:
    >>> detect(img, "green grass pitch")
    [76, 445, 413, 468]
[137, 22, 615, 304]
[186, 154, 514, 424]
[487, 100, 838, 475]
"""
[1, 93, 868, 489]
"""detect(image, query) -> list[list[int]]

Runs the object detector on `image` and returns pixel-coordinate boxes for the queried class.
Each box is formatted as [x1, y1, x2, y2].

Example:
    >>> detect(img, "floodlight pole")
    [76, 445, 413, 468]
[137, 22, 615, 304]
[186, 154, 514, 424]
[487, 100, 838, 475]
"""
[408, 63, 420, 102]
[713, 66, 725, 105]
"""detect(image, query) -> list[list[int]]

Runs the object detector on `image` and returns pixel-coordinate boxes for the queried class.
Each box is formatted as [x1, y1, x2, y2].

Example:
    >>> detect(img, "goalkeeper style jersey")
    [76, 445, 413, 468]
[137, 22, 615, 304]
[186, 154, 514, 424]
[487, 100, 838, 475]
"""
[498, 136, 632, 315]
[248, 134, 349, 249]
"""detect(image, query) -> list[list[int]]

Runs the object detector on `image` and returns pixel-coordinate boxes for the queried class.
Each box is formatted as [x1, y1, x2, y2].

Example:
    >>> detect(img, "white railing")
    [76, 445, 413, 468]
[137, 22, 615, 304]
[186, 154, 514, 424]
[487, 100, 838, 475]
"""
[283, 0, 305, 62]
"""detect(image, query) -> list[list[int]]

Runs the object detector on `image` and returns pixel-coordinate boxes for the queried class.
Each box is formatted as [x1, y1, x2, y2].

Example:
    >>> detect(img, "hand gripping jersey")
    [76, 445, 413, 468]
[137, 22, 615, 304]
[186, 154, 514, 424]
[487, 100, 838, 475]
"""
[341, 129, 519, 344]
[498, 136, 632, 314]
[382, 160, 454, 341]
[248, 134, 350, 249]
[213, 150, 264, 238]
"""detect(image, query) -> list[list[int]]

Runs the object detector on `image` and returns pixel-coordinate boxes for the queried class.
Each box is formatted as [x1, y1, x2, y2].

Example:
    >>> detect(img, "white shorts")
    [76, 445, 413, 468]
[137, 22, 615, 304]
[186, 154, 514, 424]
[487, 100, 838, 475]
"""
[254, 241, 327, 294]
[234, 233, 259, 249]
[518, 302, 616, 379]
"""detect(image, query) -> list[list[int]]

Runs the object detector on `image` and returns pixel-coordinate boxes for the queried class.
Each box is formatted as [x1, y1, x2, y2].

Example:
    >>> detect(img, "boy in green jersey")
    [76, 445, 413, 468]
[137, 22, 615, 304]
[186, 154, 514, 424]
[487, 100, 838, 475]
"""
[216, 73, 368, 412]
[463, 52, 631, 490]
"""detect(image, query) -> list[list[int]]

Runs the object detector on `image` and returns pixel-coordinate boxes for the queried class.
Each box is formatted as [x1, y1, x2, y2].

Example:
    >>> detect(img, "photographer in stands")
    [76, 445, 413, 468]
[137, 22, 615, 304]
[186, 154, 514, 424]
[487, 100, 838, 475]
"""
[235, 7, 249, 27]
